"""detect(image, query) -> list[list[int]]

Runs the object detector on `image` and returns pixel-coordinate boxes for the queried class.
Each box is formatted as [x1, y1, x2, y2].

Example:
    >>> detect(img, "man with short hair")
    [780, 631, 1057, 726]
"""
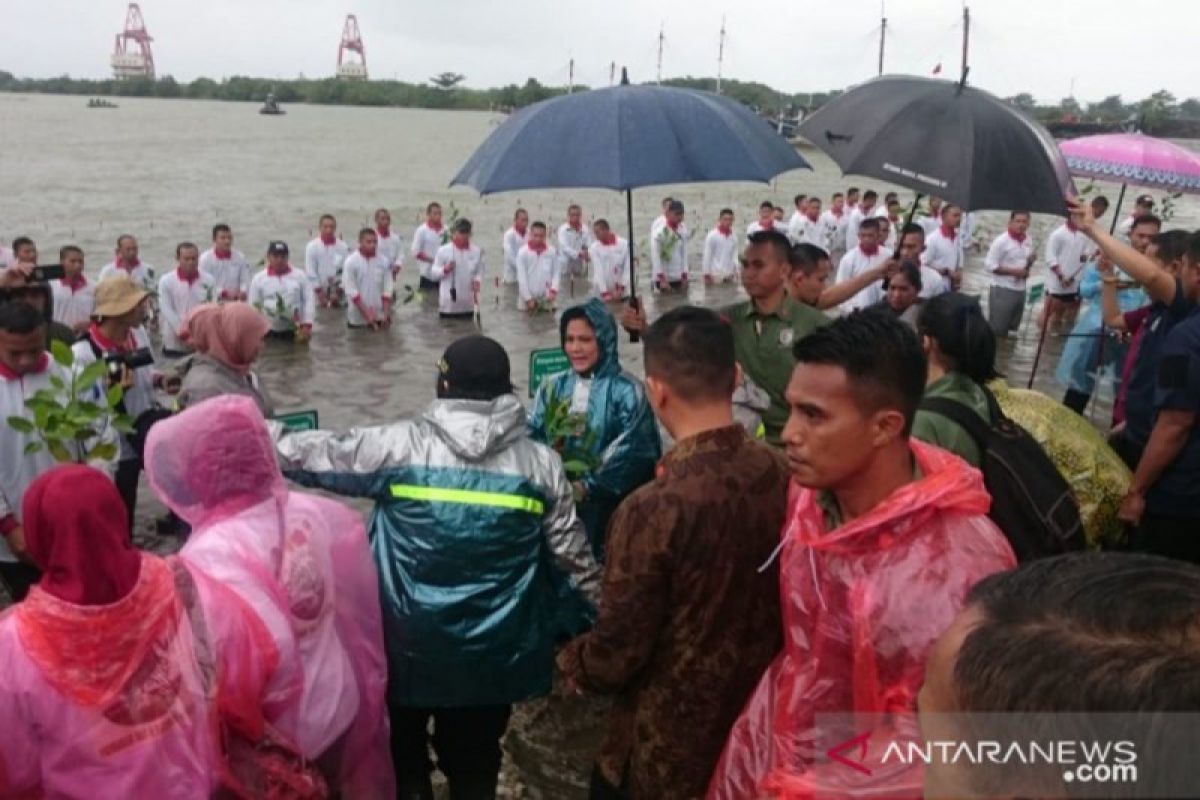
[703, 208, 739, 285]
[845, 187, 861, 213]
[374, 207, 405, 278]
[430, 219, 484, 320]
[651, 200, 689, 292]
[158, 242, 217, 357]
[919, 196, 944, 238]
[249, 241, 316, 342]
[502, 208, 530, 285]
[649, 196, 673, 244]
[273, 334, 601, 800]
[517, 222, 560, 311]
[411, 202, 447, 292]
[199, 223, 251, 302]
[558, 204, 592, 279]
[821, 192, 848, 257]
[843, 189, 878, 252]
[1041, 208, 1096, 332]
[786, 193, 808, 236]
[747, 201, 787, 238]
[985, 211, 1036, 337]
[1118, 194, 1155, 241]
[710, 312, 1015, 798]
[835, 218, 891, 311]
[558, 306, 790, 800]
[305, 214, 350, 308]
[589, 219, 630, 300]
[895, 223, 946, 299]
[99, 235, 155, 292]
[924, 203, 965, 293]
[789, 196, 825, 249]
[792, 242, 893, 311]
[8, 238, 36, 271]
[343, 228, 394, 330]
[50, 245, 94, 334]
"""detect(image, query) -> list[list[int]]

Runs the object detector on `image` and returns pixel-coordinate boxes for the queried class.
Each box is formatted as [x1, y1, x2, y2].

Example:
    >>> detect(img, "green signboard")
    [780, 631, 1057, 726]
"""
[273, 409, 319, 433]
[1027, 282, 1046, 304]
[528, 348, 570, 397]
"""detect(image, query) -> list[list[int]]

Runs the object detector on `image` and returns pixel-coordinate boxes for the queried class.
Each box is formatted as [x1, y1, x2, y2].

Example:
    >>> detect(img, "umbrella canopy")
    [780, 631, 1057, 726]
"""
[451, 82, 811, 194]
[797, 75, 1075, 215]
[1060, 132, 1200, 194]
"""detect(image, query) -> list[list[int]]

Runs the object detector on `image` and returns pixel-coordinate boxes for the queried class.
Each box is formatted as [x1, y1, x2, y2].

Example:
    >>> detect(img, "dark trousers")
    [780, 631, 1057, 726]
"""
[1109, 431, 1144, 472]
[115, 459, 139, 537]
[1133, 512, 1200, 564]
[0, 560, 42, 601]
[419, 277, 440, 292]
[390, 703, 512, 800]
[1063, 388, 1091, 415]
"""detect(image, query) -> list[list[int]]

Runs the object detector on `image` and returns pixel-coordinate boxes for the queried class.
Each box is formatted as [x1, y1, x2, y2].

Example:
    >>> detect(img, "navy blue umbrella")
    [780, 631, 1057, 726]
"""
[451, 69, 811, 320]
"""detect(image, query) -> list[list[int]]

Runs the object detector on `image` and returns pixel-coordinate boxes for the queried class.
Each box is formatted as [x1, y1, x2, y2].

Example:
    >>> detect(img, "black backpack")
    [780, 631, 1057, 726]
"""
[920, 389, 1085, 562]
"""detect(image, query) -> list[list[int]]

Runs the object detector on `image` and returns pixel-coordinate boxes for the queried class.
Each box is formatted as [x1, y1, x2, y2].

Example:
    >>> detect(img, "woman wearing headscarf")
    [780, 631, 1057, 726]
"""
[144, 395, 394, 798]
[0, 466, 287, 798]
[171, 302, 274, 414]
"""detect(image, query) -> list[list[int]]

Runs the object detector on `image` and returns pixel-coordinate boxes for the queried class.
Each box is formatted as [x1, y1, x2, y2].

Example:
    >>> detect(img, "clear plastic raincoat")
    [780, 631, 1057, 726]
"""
[708, 440, 1016, 799]
[145, 395, 394, 798]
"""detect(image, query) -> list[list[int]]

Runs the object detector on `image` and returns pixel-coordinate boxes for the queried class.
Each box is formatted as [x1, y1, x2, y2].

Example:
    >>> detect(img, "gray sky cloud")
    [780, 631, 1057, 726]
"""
[6, 0, 1196, 103]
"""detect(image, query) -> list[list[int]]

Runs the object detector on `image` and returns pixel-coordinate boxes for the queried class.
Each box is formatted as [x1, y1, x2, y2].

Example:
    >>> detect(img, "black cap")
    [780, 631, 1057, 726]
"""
[1135, 194, 1154, 207]
[438, 336, 512, 398]
[267, 240, 289, 255]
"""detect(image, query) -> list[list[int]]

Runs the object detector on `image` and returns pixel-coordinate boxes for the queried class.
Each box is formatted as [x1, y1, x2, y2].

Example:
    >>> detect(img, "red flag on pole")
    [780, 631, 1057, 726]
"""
[932, 62, 942, 75]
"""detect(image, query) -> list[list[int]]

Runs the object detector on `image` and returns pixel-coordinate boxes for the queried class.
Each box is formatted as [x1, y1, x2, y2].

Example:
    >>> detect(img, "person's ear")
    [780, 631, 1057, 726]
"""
[870, 408, 908, 448]
[645, 375, 668, 412]
[922, 334, 935, 358]
[733, 362, 745, 389]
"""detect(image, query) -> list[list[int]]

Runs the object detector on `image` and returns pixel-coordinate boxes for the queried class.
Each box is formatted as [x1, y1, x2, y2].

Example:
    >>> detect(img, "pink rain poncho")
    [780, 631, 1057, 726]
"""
[708, 441, 1016, 799]
[145, 395, 394, 798]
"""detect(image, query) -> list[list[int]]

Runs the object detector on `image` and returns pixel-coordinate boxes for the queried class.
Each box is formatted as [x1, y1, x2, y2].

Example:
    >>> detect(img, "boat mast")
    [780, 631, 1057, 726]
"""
[878, 2, 887, 76]
[716, 16, 726, 95]
[961, 4, 971, 82]
[656, 23, 665, 85]
[568, 56, 575, 94]
[610, 61, 616, 87]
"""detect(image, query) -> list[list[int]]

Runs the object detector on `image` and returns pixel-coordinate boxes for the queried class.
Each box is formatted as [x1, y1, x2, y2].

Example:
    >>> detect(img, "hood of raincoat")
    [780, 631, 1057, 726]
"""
[145, 394, 286, 529]
[423, 393, 528, 462]
[560, 298, 619, 379]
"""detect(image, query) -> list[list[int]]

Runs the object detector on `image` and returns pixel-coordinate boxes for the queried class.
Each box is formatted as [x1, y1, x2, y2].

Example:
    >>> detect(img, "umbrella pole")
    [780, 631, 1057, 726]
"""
[1109, 183, 1127, 235]
[1027, 312, 1051, 390]
[626, 189, 640, 343]
[904, 193, 924, 229]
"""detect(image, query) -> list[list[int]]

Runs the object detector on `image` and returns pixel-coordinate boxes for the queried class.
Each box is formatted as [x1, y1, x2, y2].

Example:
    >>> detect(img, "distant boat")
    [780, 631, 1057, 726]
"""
[87, 98, 119, 109]
[259, 92, 285, 116]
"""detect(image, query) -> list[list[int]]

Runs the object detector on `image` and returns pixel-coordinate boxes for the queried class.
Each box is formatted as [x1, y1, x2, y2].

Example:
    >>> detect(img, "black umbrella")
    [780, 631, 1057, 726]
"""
[452, 69, 811, 337]
[798, 75, 1075, 216]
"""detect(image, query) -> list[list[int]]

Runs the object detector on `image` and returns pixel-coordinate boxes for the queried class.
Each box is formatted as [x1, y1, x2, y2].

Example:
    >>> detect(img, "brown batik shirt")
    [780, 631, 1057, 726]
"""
[557, 424, 789, 799]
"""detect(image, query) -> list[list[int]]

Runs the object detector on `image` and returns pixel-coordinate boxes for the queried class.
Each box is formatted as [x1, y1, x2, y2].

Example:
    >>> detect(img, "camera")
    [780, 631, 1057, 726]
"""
[105, 348, 155, 382]
[30, 264, 66, 282]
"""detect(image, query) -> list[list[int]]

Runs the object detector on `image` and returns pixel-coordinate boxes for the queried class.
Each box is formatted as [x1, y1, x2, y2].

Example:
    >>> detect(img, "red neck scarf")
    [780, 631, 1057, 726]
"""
[860, 244, 880, 257]
[667, 219, 681, 231]
[528, 241, 547, 255]
[599, 232, 617, 246]
[568, 221, 583, 232]
[514, 223, 528, 237]
[940, 224, 957, 240]
[1066, 220, 1079, 233]
[807, 210, 820, 222]
[832, 207, 844, 218]
[269, 263, 292, 277]
[717, 224, 733, 236]
[375, 225, 391, 238]
[1008, 228, 1027, 243]
[23, 466, 142, 605]
[117, 258, 140, 271]
[87, 322, 134, 353]
[176, 266, 198, 285]
[359, 245, 377, 259]
[889, 214, 900, 224]
[319, 234, 336, 246]
[426, 220, 444, 233]
[64, 273, 87, 291]
[452, 235, 470, 251]
[213, 248, 232, 260]
[0, 352, 49, 381]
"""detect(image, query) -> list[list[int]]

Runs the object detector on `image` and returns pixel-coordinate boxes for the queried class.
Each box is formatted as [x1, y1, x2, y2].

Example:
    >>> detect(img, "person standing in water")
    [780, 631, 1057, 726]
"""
[411, 202, 446, 292]
[503, 208, 530, 286]
[373, 208, 406, 279]
[430, 218, 485, 320]
[305, 214, 350, 309]
[343, 228, 395, 331]
[199, 224, 251, 302]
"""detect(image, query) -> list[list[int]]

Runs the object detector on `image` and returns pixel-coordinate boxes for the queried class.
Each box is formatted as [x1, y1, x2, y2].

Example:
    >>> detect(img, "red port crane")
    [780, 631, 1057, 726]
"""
[111, 3, 155, 80]
[337, 14, 368, 80]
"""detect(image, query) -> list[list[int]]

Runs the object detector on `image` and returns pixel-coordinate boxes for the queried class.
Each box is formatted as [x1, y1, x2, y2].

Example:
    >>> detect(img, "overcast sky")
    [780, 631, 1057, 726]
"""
[6, 0, 1195, 103]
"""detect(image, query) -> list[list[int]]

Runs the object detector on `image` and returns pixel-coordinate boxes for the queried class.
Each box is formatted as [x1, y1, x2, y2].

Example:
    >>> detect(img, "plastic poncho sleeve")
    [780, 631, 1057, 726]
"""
[541, 458, 603, 607]
[580, 384, 661, 503]
[526, 379, 552, 443]
[0, 682, 39, 797]
[1080, 264, 1102, 301]
[558, 492, 671, 694]
[275, 423, 407, 498]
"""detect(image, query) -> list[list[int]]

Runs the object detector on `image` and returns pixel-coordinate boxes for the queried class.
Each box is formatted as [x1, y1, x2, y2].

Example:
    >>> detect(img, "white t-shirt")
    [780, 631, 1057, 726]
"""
[375, 229, 405, 275]
[198, 248, 251, 300]
[844, 205, 878, 250]
[158, 269, 218, 352]
[98, 261, 155, 292]
[304, 238, 350, 294]
[985, 231, 1035, 292]
[589, 237, 631, 298]
[342, 250, 395, 326]
[516, 245, 561, 308]
[502, 226, 528, 284]
[746, 220, 789, 238]
[650, 223, 689, 281]
[820, 210, 846, 252]
[703, 228, 740, 279]
[923, 227, 965, 294]
[557, 223, 593, 276]
[836, 246, 891, 311]
[249, 266, 316, 333]
[410, 223, 448, 280]
[50, 277, 95, 330]
[1043, 225, 1096, 295]
[430, 242, 484, 315]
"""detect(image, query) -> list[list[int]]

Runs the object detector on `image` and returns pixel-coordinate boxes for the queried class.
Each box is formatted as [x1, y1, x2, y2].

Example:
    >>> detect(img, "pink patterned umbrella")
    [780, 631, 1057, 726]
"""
[1060, 132, 1200, 194]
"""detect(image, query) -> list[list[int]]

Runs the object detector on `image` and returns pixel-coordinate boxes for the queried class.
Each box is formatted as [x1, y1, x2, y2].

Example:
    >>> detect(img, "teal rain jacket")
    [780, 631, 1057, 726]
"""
[528, 299, 662, 556]
[274, 394, 602, 708]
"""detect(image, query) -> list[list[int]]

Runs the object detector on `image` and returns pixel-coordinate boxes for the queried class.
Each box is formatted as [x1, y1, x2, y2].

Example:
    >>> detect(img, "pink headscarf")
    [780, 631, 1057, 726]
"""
[181, 303, 269, 375]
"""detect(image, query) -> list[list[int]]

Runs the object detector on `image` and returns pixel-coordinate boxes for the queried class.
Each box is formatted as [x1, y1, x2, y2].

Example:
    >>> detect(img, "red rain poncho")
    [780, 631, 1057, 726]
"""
[0, 466, 280, 799]
[145, 395, 394, 798]
[708, 441, 1016, 800]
